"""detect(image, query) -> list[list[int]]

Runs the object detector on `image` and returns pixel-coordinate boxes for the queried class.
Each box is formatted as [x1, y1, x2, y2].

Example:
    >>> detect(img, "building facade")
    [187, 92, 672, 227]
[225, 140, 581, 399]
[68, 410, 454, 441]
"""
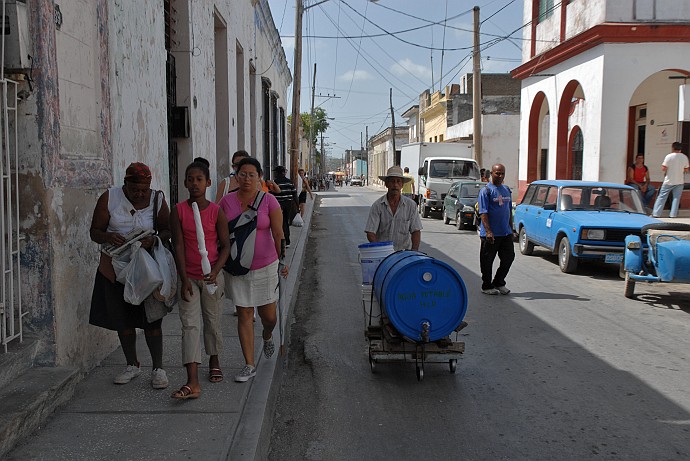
[1, 0, 290, 368]
[512, 0, 690, 197]
[367, 127, 408, 187]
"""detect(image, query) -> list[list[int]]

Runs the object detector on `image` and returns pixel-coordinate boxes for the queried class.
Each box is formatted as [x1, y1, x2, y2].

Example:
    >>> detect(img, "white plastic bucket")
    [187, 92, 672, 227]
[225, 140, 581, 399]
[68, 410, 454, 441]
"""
[358, 241, 394, 285]
[361, 284, 381, 328]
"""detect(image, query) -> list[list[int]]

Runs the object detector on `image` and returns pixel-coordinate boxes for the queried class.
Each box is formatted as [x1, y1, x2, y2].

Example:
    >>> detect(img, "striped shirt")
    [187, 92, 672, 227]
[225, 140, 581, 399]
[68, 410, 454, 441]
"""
[272, 176, 297, 205]
[365, 195, 422, 251]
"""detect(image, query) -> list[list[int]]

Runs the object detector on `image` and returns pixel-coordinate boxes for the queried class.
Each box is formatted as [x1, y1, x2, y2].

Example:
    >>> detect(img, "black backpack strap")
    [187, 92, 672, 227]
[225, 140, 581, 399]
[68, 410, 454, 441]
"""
[152, 190, 162, 232]
[249, 191, 266, 211]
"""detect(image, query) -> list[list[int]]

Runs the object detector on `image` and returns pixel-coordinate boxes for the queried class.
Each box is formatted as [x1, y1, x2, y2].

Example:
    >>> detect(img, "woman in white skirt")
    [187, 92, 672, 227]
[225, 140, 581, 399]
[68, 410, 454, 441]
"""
[219, 157, 289, 382]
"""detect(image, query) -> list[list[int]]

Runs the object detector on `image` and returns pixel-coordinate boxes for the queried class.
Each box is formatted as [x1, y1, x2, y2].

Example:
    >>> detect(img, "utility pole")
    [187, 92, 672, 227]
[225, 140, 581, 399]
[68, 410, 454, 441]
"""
[390, 88, 398, 166]
[309, 63, 317, 175]
[320, 131, 325, 173]
[289, 0, 303, 185]
[472, 5, 483, 167]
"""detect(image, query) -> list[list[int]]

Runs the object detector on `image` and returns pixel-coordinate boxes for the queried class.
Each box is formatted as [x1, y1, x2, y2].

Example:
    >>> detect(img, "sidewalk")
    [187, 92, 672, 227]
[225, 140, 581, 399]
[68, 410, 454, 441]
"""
[5, 198, 315, 461]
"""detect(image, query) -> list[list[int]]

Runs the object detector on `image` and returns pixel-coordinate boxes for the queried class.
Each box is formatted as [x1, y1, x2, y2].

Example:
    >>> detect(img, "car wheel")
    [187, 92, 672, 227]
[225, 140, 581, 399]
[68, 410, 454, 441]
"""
[519, 227, 534, 256]
[456, 212, 465, 230]
[624, 272, 636, 298]
[443, 207, 451, 225]
[558, 237, 578, 273]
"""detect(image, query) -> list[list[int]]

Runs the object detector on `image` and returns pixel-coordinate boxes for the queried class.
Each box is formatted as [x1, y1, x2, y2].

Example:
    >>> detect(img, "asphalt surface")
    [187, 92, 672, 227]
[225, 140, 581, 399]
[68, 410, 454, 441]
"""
[269, 186, 690, 461]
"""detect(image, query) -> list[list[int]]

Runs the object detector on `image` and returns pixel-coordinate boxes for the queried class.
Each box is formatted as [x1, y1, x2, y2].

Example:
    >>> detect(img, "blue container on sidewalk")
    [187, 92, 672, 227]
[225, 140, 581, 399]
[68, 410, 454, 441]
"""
[372, 251, 468, 342]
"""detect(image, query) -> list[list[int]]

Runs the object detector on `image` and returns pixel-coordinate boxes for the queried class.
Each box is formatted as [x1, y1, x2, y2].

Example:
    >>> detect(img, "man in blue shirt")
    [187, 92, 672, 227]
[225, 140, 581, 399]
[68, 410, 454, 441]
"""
[478, 164, 515, 295]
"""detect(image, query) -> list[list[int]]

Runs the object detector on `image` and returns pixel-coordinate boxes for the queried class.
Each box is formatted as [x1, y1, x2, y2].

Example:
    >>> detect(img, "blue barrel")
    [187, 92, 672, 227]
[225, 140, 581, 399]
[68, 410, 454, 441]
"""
[372, 251, 468, 342]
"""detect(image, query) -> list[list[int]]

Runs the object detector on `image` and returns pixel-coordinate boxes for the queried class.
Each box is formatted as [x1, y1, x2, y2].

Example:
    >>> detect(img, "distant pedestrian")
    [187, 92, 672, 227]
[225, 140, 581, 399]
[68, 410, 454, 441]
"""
[652, 142, 689, 218]
[170, 159, 230, 399]
[216, 150, 249, 203]
[89, 162, 171, 389]
[478, 164, 514, 295]
[297, 168, 314, 217]
[365, 166, 422, 251]
[271, 165, 298, 248]
[626, 154, 656, 207]
[402, 166, 416, 200]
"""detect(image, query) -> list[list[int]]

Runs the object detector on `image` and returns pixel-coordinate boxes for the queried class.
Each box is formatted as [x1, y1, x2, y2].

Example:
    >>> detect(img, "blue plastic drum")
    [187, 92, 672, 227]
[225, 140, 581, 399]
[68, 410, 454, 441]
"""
[372, 251, 468, 342]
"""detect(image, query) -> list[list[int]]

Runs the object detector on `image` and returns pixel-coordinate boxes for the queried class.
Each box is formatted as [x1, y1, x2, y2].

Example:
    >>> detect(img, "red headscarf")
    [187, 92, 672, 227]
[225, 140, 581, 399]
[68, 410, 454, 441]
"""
[124, 162, 152, 184]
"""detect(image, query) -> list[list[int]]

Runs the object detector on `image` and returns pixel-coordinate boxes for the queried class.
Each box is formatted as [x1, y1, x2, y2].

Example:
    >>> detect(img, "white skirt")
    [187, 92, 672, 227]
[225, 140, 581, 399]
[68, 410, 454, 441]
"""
[227, 259, 279, 307]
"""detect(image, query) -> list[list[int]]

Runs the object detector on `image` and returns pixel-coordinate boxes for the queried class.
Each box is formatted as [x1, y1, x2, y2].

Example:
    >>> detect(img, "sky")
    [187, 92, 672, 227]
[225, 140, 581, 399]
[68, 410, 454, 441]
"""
[267, 0, 525, 164]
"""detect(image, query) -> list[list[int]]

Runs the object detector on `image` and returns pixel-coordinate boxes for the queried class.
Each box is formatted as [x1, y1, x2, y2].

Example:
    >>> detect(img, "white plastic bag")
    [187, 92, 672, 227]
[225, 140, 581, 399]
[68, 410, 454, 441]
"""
[291, 213, 304, 227]
[117, 241, 164, 305]
[151, 237, 178, 305]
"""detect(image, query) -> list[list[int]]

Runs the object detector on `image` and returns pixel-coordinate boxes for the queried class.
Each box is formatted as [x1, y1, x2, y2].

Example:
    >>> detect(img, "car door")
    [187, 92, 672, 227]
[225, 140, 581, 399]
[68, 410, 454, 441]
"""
[538, 186, 560, 248]
[517, 185, 544, 243]
[528, 185, 552, 246]
[445, 184, 458, 218]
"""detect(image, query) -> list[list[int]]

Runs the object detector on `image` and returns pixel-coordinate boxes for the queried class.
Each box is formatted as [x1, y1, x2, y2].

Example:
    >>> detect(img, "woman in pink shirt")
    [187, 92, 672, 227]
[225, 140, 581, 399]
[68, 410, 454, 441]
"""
[219, 157, 289, 383]
[170, 159, 230, 399]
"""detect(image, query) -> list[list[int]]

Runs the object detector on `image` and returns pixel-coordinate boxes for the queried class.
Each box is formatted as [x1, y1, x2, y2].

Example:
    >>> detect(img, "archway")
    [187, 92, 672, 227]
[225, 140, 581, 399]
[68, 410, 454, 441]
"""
[568, 125, 583, 180]
[527, 91, 549, 183]
[557, 80, 585, 179]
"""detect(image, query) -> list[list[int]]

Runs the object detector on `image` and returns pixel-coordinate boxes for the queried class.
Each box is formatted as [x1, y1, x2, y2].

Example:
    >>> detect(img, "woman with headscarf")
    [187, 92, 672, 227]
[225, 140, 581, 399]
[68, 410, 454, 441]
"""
[89, 162, 171, 389]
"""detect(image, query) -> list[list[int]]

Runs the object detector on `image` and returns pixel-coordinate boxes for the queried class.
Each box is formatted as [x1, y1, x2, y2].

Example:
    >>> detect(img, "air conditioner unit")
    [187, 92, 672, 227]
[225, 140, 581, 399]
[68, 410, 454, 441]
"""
[3, 0, 30, 71]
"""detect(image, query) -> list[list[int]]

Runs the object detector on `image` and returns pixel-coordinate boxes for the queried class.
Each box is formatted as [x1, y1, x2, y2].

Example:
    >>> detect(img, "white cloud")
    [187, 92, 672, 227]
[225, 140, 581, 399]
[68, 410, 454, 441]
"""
[338, 69, 373, 82]
[390, 58, 431, 81]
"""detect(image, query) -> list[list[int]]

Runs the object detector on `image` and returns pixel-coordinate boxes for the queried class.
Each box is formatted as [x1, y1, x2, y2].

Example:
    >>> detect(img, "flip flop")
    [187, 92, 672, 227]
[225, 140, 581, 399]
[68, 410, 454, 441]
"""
[171, 385, 201, 400]
[209, 368, 224, 383]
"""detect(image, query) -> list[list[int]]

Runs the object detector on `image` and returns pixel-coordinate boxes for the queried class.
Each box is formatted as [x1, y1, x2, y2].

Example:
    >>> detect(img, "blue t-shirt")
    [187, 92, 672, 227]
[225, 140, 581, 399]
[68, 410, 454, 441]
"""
[478, 183, 513, 238]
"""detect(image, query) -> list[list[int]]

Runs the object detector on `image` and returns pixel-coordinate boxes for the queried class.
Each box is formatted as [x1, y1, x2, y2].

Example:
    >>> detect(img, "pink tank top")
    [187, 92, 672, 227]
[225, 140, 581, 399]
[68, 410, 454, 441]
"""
[176, 200, 220, 280]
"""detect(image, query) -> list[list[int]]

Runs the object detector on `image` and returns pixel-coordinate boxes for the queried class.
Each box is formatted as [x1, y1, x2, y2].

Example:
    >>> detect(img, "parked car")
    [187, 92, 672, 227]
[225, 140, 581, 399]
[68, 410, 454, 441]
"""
[350, 177, 363, 186]
[442, 181, 485, 230]
[513, 180, 660, 273]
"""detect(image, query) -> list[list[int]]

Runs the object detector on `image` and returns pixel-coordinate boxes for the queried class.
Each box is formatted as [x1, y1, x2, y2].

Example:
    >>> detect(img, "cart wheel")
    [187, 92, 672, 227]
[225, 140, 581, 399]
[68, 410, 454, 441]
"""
[369, 356, 376, 373]
[449, 359, 457, 373]
[416, 365, 424, 381]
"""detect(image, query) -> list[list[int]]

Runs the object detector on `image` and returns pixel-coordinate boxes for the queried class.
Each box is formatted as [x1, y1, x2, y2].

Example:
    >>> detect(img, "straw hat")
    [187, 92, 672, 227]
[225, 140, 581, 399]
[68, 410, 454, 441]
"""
[378, 165, 411, 183]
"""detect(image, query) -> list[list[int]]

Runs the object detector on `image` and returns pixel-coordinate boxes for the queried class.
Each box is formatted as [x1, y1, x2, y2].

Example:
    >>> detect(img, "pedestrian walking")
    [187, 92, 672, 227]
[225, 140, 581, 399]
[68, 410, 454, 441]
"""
[651, 142, 689, 218]
[218, 157, 289, 383]
[89, 162, 171, 389]
[297, 168, 314, 217]
[478, 164, 515, 295]
[169, 159, 231, 399]
[215, 150, 249, 203]
[365, 166, 422, 251]
[271, 165, 298, 248]
[402, 166, 416, 201]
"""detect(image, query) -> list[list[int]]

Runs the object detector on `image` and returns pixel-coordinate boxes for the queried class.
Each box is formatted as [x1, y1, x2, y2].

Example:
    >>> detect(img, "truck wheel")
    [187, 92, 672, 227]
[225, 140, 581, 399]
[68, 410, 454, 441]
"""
[519, 227, 534, 255]
[624, 272, 636, 298]
[443, 207, 451, 225]
[558, 237, 578, 273]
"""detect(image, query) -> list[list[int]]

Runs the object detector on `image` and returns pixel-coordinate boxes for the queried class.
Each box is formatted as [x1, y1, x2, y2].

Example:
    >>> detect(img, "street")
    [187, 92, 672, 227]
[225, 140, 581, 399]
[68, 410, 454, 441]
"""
[268, 186, 690, 460]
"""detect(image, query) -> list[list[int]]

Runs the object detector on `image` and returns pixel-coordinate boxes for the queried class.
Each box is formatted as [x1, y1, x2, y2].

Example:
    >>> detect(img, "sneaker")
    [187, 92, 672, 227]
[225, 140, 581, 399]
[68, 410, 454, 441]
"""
[234, 365, 257, 382]
[263, 338, 275, 359]
[114, 363, 142, 384]
[496, 285, 511, 295]
[151, 368, 169, 389]
[481, 287, 501, 295]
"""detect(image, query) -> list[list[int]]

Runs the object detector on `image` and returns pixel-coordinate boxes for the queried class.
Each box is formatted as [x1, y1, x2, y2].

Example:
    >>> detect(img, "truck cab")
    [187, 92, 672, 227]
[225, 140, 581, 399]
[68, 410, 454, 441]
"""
[417, 157, 480, 218]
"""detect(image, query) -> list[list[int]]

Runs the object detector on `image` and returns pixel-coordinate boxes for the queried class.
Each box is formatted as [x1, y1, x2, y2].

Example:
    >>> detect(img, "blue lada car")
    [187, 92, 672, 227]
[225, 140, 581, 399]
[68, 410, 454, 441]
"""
[513, 180, 660, 273]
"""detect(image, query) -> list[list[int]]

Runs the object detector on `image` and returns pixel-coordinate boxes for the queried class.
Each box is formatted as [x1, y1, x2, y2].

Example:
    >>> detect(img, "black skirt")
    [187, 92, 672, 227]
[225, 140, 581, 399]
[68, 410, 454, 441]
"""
[89, 270, 150, 331]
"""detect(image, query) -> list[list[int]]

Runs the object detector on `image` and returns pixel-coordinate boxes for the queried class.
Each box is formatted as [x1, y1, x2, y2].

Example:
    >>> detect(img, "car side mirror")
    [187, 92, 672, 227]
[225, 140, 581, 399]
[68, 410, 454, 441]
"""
[418, 167, 426, 176]
[449, 193, 457, 198]
[543, 203, 557, 211]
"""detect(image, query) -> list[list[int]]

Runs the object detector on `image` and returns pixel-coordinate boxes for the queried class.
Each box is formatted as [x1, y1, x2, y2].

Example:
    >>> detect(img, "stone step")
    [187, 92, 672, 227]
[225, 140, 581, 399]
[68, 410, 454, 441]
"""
[0, 337, 42, 389]
[0, 366, 81, 459]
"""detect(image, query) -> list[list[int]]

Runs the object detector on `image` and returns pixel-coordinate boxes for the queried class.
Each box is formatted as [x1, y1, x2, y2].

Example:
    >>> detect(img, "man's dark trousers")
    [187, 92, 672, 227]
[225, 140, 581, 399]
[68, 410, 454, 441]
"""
[480, 235, 515, 290]
[280, 202, 292, 246]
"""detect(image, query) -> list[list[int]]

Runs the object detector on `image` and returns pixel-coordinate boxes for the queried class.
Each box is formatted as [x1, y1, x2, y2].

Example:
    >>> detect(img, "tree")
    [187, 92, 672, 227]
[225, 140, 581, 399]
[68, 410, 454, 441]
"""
[300, 107, 329, 147]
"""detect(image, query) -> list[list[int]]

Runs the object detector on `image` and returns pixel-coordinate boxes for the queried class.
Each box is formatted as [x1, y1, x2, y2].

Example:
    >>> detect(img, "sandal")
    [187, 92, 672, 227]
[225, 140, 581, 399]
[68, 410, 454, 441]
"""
[171, 385, 201, 400]
[209, 368, 224, 383]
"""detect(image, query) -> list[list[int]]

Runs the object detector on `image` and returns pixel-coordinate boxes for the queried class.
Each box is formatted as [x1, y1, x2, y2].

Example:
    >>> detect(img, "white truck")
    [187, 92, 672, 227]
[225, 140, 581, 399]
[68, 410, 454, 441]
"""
[400, 142, 480, 218]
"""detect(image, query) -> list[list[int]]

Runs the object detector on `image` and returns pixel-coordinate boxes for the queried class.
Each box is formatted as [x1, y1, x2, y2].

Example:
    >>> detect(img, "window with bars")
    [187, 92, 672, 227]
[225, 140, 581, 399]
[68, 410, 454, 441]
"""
[539, 0, 554, 22]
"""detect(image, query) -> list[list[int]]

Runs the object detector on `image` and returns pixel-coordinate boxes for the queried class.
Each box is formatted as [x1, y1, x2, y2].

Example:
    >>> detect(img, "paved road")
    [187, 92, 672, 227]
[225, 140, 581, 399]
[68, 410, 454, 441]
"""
[268, 186, 690, 461]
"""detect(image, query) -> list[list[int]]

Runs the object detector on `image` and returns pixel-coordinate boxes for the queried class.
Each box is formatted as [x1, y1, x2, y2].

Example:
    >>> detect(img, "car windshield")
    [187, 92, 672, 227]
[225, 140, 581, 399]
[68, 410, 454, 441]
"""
[559, 186, 646, 213]
[429, 160, 480, 179]
[459, 183, 483, 198]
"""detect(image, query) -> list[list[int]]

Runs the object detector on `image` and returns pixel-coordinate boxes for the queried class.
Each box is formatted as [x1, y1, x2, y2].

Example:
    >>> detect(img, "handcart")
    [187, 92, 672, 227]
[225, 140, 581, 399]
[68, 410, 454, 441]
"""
[361, 250, 468, 381]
